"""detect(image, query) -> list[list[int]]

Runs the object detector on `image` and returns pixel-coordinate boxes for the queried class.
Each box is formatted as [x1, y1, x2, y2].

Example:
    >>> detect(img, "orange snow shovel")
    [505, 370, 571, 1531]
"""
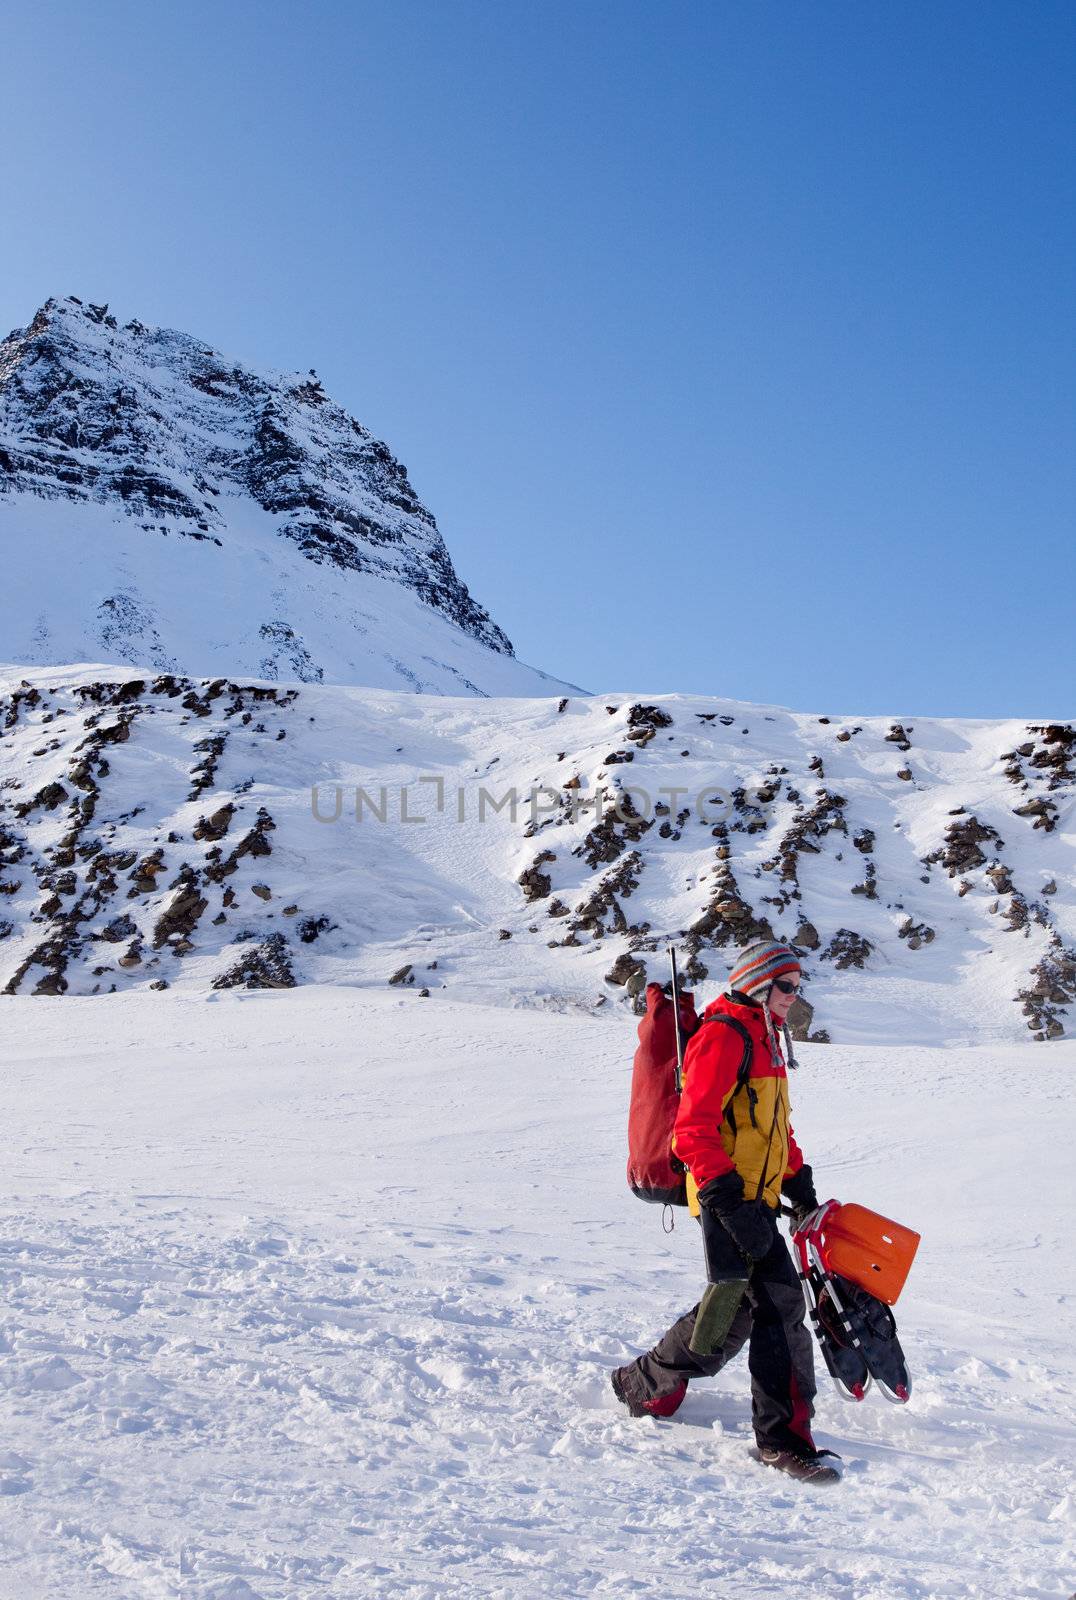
[813, 1202, 920, 1306]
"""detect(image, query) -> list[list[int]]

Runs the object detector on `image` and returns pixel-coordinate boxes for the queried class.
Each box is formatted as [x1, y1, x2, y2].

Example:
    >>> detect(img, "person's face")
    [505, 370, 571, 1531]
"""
[767, 973, 801, 1021]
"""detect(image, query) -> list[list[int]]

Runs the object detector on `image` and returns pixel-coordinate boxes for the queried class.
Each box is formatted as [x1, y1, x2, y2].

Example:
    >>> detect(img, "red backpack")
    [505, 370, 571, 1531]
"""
[626, 982, 700, 1205]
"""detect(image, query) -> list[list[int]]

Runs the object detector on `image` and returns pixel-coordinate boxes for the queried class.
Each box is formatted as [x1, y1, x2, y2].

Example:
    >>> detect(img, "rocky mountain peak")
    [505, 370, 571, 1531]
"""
[1, 296, 568, 694]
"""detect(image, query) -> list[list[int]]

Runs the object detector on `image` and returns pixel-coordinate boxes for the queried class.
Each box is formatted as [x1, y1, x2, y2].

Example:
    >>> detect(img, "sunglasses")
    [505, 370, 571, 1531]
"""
[772, 978, 800, 996]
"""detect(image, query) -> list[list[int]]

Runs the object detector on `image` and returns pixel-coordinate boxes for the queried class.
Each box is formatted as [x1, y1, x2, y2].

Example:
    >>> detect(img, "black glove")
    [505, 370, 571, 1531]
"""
[782, 1164, 819, 1231]
[697, 1171, 776, 1262]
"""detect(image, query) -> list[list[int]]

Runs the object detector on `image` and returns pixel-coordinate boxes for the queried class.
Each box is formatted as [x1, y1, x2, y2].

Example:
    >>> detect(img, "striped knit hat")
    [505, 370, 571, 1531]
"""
[727, 939, 800, 1001]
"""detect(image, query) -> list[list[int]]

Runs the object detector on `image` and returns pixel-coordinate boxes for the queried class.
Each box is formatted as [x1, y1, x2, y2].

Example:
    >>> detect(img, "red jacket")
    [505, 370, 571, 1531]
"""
[672, 993, 806, 1209]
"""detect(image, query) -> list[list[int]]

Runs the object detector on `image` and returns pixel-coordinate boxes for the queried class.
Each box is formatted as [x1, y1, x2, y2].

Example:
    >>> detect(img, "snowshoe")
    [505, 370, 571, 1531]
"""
[792, 1201, 915, 1404]
[829, 1274, 911, 1403]
[813, 1280, 873, 1401]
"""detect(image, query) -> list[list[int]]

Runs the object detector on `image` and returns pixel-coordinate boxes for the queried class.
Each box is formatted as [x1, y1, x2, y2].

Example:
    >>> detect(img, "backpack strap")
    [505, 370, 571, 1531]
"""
[701, 1014, 757, 1130]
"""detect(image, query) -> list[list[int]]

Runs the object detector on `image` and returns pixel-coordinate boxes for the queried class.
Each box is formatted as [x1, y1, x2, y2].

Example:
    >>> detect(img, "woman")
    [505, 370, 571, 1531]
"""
[611, 938, 840, 1484]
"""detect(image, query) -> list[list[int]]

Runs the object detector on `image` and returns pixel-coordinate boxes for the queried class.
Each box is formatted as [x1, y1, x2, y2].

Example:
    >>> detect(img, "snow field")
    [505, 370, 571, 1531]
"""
[0, 989, 1073, 1599]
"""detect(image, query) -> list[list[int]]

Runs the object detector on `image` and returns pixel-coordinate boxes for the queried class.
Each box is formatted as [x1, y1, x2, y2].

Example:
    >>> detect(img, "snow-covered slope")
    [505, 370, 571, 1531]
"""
[0, 297, 577, 696]
[1, 663, 1073, 1044]
[0, 989, 1073, 1599]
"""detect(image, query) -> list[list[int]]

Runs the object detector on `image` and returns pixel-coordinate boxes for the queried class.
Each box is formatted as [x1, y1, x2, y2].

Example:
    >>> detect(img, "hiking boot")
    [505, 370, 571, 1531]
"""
[610, 1367, 687, 1419]
[757, 1445, 842, 1483]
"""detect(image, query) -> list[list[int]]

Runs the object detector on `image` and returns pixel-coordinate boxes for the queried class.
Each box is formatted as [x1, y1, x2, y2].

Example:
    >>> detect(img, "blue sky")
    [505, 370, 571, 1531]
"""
[2, 0, 1073, 715]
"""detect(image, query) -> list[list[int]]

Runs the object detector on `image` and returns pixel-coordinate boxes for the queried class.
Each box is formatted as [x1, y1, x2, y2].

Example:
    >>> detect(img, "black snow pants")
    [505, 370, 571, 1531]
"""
[617, 1226, 817, 1454]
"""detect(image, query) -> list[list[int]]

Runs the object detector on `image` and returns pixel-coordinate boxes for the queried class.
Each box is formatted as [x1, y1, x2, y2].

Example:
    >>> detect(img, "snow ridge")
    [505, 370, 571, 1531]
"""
[1, 665, 1073, 1044]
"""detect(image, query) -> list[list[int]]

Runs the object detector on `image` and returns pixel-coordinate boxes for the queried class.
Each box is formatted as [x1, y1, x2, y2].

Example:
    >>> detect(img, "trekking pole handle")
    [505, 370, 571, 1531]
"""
[669, 945, 685, 1094]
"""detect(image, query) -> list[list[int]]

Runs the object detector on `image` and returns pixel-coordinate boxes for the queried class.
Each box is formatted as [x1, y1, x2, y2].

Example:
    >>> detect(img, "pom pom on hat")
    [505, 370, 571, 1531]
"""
[727, 939, 800, 1000]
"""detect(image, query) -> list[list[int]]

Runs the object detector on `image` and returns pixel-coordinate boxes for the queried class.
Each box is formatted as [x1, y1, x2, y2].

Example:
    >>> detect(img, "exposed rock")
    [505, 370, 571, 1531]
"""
[624, 705, 672, 746]
[821, 928, 873, 970]
[202, 808, 275, 882]
[1001, 892, 1037, 935]
[34, 970, 68, 995]
[85, 719, 132, 747]
[133, 849, 166, 894]
[924, 816, 1004, 878]
[193, 803, 235, 842]
[519, 851, 556, 901]
[627, 703, 673, 730]
[786, 993, 816, 1042]
[574, 793, 652, 871]
[1018, 940, 1076, 1038]
[569, 851, 643, 939]
[389, 963, 414, 985]
[683, 831, 774, 961]
[188, 733, 227, 799]
[851, 861, 878, 899]
[1026, 723, 1076, 789]
[774, 790, 848, 887]
[153, 885, 208, 947]
[987, 864, 1014, 896]
[13, 780, 68, 817]
[680, 952, 709, 985]
[605, 952, 645, 987]
[212, 931, 296, 990]
[1012, 796, 1059, 832]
